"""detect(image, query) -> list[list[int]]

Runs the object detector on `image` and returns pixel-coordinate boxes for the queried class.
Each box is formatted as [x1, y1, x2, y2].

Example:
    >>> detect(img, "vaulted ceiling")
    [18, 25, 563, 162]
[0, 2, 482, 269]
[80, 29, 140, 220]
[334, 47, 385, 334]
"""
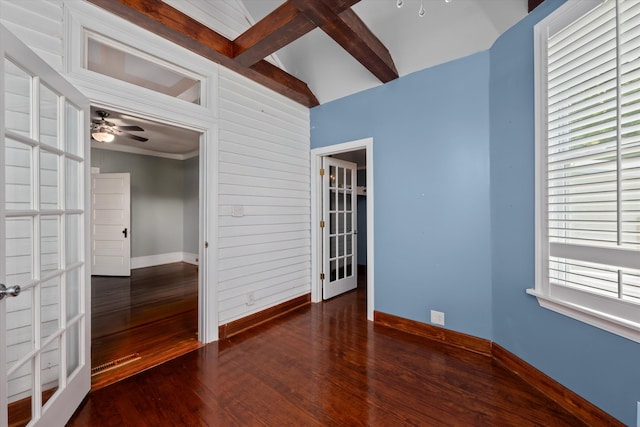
[87, 0, 543, 107]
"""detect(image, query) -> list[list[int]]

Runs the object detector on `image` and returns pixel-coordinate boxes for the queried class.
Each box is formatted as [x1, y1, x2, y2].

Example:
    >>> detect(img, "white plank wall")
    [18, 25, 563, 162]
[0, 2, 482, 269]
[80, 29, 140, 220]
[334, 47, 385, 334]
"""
[0, 0, 64, 73]
[2, 0, 312, 331]
[218, 68, 311, 324]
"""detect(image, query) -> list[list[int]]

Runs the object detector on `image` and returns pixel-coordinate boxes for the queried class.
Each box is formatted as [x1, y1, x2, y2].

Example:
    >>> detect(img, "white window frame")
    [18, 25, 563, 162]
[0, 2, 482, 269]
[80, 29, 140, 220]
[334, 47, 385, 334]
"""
[530, 0, 640, 343]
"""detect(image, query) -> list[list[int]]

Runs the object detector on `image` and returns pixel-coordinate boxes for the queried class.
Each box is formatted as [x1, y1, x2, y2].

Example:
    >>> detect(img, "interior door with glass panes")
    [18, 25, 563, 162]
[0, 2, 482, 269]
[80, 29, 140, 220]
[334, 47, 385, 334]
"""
[322, 157, 357, 299]
[1, 26, 90, 427]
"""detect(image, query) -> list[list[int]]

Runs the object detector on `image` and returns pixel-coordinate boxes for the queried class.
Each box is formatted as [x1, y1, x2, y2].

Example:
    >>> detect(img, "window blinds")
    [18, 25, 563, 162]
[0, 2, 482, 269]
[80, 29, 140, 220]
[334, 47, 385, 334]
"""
[546, 0, 640, 303]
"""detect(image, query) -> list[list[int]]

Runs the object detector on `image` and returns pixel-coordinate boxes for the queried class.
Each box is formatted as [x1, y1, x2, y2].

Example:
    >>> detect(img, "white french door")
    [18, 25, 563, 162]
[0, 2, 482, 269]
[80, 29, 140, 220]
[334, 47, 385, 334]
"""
[322, 157, 358, 299]
[91, 173, 131, 276]
[1, 25, 90, 427]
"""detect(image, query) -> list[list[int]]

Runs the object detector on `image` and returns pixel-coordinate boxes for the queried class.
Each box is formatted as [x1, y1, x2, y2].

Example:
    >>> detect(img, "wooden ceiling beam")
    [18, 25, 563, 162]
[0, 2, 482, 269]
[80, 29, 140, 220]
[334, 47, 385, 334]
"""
[233, 2, 315, 67]
[86, 0, 319, 107]
[233, 0, 361, 68]
[290, 0, 398, 83]
[528, 0, 544, 13]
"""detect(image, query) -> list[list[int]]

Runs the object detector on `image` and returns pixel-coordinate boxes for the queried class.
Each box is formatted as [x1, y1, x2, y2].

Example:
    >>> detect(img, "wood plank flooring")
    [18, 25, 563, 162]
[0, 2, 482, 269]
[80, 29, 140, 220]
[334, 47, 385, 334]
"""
[71, 275, 587, 426]
[90, 262, 202, 390]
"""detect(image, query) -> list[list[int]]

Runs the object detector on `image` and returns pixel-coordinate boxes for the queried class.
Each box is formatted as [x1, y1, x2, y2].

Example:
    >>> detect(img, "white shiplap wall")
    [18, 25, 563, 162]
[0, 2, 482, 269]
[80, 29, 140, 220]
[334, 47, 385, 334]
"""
[2, 0, 312, 329]
[218, 67, 310, 324]
[0, 0, 64, 72]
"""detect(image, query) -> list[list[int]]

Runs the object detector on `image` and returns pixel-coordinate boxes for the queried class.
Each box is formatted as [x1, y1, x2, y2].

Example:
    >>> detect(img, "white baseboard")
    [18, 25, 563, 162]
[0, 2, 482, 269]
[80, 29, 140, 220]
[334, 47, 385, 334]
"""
[182, 252, 199, 265]
[131, 252, 199, 269]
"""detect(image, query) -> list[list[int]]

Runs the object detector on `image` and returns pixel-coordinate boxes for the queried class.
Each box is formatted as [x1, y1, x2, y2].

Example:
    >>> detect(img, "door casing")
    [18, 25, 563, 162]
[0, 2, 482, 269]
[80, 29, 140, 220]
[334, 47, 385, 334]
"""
[64, 2, 219, 343]
[311, 138, 375, 320]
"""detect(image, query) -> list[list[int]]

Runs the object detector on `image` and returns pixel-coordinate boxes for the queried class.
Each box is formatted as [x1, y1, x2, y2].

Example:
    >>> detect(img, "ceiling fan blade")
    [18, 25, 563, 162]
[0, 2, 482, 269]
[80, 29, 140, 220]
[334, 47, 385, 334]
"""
[122, 132, 149, 142]
[115, 125, 145, 132]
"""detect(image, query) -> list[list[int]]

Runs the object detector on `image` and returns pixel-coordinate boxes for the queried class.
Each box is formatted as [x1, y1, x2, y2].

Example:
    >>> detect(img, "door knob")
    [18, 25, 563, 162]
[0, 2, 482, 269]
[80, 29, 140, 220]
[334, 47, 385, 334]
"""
[0, 284, 21, 300]
[123, 228, 128, 238]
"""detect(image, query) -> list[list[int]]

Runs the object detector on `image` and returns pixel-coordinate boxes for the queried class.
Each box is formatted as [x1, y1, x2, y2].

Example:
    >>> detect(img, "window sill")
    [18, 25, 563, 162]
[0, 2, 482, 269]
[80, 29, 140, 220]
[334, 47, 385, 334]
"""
[526, 289, 640, 344]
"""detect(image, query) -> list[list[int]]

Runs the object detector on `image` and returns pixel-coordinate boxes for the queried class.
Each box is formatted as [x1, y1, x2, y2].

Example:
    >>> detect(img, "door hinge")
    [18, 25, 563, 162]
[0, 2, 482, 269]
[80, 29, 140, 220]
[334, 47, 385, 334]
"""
[205, 241, 209, 248]
[320, 168, 325, 176]
[320, 273, 325, 280]
[320, 220, 325, 228]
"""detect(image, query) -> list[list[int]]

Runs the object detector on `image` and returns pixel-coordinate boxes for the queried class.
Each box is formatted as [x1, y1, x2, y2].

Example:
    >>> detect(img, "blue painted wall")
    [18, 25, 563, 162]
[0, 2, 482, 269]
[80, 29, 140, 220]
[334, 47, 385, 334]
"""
[311, 1, 640, 424]
[311, 52, 493, 340]
[490, 1, 640, 425]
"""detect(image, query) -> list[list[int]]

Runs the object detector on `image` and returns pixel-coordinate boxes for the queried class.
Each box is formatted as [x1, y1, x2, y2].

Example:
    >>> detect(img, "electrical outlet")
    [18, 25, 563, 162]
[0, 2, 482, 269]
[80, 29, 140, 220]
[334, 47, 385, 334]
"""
[232, 206, 244, 217]
[430, 310, 445, 326]
[246, 291, 255, 306]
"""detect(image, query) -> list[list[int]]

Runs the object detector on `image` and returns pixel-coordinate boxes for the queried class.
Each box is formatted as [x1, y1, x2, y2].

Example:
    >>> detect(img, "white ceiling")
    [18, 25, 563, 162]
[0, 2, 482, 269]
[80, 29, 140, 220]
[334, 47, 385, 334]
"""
[89, 106, 201, 158]
[241, 0, 528, 104]
[93, 0, 527, 156]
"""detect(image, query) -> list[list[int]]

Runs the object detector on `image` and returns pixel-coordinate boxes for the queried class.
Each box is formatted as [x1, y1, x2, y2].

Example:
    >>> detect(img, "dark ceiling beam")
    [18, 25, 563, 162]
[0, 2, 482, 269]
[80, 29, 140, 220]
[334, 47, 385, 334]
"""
[289, 0, 398, 83]
[528, 0, 544, 13]
[86, 0, 319, 107]
[233, 2, 315, 67]
[232, 0, 361, 67]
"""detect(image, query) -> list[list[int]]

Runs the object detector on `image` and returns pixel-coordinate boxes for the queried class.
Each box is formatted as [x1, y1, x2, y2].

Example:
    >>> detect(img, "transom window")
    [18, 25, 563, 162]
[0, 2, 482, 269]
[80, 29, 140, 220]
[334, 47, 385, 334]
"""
[84, 31, 202, 104]
[532, 0, 640, 342]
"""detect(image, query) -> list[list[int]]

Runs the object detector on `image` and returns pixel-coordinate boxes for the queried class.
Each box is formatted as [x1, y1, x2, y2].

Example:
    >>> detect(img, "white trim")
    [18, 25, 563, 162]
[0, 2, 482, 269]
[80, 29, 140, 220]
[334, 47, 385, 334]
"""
[532, 0, 640, 342]
[130, 252, 199, 269]
[182, 252, 199, 266]
[0, 19, 8, 427]
[63, 2, 215, 125]
[63, 1, 219, 343]
[527, 289, 640, 343]
[200, 125, 219, 342]
[311, 138, 375, 320]
[91, 141, 199, 161]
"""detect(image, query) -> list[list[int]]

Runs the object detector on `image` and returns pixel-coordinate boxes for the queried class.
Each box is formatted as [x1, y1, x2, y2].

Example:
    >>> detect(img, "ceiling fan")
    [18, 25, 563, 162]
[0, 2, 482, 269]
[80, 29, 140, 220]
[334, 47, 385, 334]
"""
[91, 110, 148, 143]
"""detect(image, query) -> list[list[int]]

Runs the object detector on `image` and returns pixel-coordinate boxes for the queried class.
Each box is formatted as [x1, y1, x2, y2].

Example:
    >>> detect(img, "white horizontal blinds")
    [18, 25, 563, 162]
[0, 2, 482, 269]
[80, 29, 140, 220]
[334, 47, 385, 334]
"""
[547, 0, 640, 304]
[547, 0, 617, 247]
[620, 0, 640, 301]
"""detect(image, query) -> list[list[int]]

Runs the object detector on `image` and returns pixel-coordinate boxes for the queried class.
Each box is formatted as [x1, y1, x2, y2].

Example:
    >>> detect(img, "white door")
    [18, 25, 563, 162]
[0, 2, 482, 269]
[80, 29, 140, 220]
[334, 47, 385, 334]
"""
[91, 173, 131, 276]
[1, 26, 90, 427]
[322, 157, 358, 299]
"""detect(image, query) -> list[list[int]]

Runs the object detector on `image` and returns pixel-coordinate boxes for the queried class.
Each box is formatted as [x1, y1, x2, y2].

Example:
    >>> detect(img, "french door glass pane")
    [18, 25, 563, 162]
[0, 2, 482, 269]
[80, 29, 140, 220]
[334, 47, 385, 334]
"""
[4, 58, 31, 137]
[330, 236, 336, 258]
[65, 214, 81, 265]
[8, 360, 33, 427]
[40, 150, 59, 210]
[65, 268, 80, 321]
[6, 285, 34, 369]
[41, 276, 61, 340]
[41, 339, 61, 408]
[6, 217, 33, 283]
[65, 158, 82, 209]
[40, 216, 60, 275]
[39, 83, 59, 148]
[66, 322, 80, 377]
[65, 101, 81, 156]
[5, 138, 32, 210]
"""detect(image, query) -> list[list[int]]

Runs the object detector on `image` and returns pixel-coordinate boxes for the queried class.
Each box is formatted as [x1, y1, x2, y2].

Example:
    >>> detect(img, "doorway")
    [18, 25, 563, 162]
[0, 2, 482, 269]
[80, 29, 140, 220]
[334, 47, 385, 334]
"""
[88, 107, 203, 388]
[311, 138, 374, 320]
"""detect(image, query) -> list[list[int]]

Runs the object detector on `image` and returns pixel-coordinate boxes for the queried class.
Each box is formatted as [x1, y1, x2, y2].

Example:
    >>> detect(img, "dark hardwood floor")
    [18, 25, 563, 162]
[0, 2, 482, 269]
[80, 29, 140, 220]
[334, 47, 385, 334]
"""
[70, 274, 587, 426]
[90, 262, 201, 390]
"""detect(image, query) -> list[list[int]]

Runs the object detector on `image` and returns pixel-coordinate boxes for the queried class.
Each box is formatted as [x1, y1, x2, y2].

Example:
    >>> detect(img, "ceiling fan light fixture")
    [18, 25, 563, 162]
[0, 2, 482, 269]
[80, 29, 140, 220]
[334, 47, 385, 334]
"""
[92, 128, 115, 143]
